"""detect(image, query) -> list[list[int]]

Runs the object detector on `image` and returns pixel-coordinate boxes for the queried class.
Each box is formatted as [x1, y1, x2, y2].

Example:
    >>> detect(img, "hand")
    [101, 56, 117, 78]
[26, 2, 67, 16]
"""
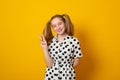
[38, 34, 48, 49]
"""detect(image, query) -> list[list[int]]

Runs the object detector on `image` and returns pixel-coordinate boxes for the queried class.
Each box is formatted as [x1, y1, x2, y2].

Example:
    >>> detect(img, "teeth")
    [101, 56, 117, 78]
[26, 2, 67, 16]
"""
[57, 29, 62, 32]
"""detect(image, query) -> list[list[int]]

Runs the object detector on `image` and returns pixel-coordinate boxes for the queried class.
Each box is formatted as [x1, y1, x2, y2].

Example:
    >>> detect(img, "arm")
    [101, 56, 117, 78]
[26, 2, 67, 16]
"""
[73, 57, 80, 68]
[72, 37, 83, 68]
[39, 35, 54, 68]
[43, 47, 54, 68]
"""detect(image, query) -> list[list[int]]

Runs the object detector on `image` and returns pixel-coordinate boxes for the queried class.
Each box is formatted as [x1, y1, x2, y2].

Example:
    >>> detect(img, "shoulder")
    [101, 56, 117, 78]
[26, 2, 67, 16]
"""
[67, 35, 79, 42]
[64, 35, 80, 45]
[51, 35, 57, 42]
[47, 36, 56, 46]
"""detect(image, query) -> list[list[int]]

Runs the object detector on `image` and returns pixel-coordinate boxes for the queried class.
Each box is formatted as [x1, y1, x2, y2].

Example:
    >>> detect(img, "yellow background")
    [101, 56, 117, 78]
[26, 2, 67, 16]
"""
[0, 0, 120, 80]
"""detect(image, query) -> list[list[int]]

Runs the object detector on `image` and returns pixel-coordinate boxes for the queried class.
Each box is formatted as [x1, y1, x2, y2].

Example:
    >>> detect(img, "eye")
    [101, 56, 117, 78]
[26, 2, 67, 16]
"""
[52, 25, 56, 28]
[58, 22, 62, 26]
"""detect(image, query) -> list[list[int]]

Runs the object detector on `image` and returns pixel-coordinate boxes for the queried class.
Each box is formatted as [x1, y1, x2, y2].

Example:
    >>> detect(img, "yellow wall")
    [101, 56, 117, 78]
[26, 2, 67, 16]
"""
[0, 0, 120, 80]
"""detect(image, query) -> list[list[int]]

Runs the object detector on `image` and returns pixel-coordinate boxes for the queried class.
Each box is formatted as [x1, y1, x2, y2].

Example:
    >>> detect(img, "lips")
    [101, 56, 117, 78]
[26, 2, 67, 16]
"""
[57, 29, 63, 33]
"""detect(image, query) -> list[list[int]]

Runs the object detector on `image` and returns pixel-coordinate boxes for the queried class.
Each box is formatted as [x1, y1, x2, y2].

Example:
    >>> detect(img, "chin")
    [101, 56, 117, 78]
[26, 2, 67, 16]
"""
[57, 30, 65, 35]
[58, 33, 65, 35]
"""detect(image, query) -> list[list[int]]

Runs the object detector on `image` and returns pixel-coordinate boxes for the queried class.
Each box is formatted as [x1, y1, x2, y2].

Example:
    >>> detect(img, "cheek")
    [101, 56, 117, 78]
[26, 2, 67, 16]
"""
[52, 27, 57, 32]
[62, 25, 66, 31]
[60, 24, 65, 29]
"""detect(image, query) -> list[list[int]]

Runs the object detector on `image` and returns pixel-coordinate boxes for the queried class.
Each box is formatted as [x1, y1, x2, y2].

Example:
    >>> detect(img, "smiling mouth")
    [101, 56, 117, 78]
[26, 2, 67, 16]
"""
[57, 29, 62, 32]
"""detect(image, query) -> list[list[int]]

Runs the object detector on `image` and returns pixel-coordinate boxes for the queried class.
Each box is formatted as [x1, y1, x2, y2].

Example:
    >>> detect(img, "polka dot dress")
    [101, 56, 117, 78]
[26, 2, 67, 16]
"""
[44, 35, 83, 80]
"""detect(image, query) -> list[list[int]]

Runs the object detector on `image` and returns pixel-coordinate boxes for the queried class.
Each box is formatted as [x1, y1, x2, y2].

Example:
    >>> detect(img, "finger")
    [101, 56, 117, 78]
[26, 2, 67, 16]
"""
[40, 36, 43, 41]
[41, 41, 46, 44]
[38, 34, 44, 41]
[42, 35, 45, 41]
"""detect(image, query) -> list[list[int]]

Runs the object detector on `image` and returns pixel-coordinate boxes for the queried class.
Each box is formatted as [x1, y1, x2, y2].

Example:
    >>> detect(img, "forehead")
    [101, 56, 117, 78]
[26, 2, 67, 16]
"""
[51, 17, 63, 24]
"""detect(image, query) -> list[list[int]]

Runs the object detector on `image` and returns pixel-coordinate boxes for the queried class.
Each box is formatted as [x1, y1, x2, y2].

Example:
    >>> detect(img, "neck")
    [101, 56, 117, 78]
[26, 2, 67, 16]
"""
[57, 33, 68, 42]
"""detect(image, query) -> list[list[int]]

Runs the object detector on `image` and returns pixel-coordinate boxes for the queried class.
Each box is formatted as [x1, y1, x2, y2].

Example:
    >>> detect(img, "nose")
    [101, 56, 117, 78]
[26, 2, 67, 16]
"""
[56, 25, 60, 30]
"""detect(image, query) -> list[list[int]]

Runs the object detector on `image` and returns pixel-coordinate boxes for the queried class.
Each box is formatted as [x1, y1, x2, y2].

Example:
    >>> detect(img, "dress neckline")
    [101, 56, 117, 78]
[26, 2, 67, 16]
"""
[55, 34, 69, 43]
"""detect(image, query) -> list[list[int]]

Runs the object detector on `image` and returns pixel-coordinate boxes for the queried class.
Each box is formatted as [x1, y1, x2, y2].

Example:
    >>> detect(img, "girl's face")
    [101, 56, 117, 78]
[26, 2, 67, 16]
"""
[51, 17, 66, 35]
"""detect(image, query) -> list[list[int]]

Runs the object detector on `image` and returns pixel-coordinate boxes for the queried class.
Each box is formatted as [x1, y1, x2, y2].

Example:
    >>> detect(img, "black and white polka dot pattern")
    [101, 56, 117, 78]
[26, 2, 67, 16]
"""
[44, 35, 83, 80]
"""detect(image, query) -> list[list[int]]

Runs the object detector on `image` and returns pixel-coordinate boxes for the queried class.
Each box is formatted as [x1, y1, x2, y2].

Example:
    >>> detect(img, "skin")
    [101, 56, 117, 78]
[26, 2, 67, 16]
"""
[39, 17, 80, 68]
[40, 35, 54, 68]
[51, 17, 67, 42]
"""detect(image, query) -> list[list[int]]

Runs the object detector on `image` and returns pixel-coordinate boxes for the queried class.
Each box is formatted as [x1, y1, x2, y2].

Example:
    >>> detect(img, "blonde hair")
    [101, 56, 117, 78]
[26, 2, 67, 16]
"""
[43, 14, 74, 45]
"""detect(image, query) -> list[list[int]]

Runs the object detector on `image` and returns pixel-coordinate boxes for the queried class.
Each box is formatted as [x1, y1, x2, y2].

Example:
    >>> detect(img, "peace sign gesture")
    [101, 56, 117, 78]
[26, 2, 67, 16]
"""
[38, 34, 48, 49]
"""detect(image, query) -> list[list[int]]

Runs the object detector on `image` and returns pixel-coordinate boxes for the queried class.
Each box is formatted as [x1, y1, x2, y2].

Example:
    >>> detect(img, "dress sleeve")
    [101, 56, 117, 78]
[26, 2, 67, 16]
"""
[73, 38, 83, 59]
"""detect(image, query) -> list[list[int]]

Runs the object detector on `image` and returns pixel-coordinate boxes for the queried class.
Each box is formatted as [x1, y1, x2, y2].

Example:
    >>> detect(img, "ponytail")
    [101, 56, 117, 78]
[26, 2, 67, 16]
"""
[62, 14, 74, 36]
[43, 21, 53, 45]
